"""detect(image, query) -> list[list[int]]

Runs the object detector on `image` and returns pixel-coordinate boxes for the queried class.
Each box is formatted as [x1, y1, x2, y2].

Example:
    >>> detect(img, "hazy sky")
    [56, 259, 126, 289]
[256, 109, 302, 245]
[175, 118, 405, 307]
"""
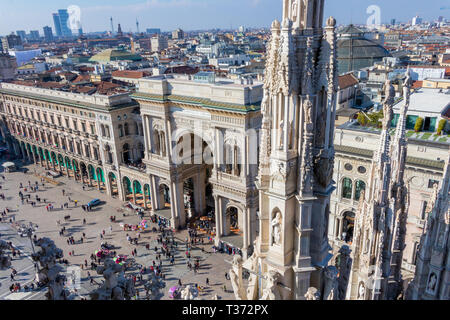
[0, 0, 448, 35]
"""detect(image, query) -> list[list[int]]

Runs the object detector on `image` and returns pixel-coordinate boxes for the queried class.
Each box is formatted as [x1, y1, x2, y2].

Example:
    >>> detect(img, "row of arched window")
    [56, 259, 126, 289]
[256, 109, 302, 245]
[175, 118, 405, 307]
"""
[118, 122, 142, 138]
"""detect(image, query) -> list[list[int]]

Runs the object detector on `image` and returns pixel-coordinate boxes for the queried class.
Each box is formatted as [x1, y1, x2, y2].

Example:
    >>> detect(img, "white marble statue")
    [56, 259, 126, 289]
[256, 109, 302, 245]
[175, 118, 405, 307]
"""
[180, 285, 199, 300]
[0, 240, 11, 270]
[260, 270, 282, 300]
[427, 273, 437, 292]
[357, 282, 366, 300]
[229, 255, 247, 300]
[305, 287, 321, 300]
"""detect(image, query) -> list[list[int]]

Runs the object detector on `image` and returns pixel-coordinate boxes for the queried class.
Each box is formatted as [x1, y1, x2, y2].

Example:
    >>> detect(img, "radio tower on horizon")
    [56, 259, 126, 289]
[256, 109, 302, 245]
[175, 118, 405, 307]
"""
[136, 18, 140, 34]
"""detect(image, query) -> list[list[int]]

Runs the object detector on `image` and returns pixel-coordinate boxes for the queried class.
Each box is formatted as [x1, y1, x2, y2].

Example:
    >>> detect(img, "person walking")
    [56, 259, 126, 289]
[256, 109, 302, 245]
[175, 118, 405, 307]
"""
[206, 278, 209, 286]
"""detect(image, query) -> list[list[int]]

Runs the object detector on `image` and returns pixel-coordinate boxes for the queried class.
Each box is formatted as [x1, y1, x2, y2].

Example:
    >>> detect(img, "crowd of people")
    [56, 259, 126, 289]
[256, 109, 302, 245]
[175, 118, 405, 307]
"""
[0, 161, 235, 300]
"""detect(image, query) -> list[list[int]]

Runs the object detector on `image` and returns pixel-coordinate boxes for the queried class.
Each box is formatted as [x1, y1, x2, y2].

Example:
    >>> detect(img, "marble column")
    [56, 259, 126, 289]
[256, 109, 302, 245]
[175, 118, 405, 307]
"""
[149, 175, 158, 211]
[214, 195, 221, 245]
[96, 172, 101, 191]
[242, 206, 249, 259]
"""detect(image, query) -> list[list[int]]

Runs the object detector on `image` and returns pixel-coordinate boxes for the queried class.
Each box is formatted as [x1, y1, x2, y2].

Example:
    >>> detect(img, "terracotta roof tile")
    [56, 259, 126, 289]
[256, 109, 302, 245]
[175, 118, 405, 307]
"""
[112, 70, 150, 79]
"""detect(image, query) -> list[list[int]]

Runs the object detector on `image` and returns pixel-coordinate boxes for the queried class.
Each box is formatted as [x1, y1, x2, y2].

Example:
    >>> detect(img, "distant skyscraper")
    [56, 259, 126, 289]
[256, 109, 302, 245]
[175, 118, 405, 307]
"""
[29, 30, 40, 41]
[110, 17, 114, 33]
[1, 34, 22, 53]
[136, 19, 140, 33]
[172, 29, 184, 40]
[16, 31, 26, 42]
[53, 9, 72, 38]
[391, 19, 396, 26]
[117, 24, 123, 37]
[78, 28, 83, 36]
[437, 16, 444, 23]
[53, 13, 62, 37]
[43, 26, 54, 42]
[146, 28, 161, 35]
[58, 9, 72, 37]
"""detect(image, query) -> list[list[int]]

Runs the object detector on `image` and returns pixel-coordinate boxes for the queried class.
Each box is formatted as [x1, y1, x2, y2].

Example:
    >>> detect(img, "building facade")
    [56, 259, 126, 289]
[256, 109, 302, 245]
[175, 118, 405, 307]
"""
[43, 26, 54, 42]
[407, 154, 450, 300]
[0, 54, 17, 81]
[133, 74, 262, 257]
[0, 82, 144, 210]
[0, 73, 264, 259]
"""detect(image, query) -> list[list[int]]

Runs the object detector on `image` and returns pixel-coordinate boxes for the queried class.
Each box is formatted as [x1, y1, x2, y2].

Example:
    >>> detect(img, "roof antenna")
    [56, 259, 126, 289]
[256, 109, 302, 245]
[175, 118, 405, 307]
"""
[350, 0, 354, 25]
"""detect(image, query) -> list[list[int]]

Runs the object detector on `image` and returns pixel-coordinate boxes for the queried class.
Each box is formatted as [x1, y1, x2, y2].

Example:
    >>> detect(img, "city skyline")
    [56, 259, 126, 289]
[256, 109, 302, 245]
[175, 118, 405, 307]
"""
[0, 0, 448, 36]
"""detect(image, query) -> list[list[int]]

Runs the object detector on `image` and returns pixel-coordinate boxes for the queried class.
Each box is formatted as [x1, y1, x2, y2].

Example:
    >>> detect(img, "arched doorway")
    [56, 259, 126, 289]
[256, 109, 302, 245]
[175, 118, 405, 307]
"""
[159, 183, 170, 208]
[224, 206, 240, 236]
[144, 184, 151, 209]
[342, 211, 355, 244]
[26, 144, 33, 163]
[342, 178, 353, 199]
[354, 180, 366, 201]
[122, 143, 130, 164]
[65, 157, 73, 178]
[108, 172, 118, 197]
[183, 177, 195, 213]
[50, 151, 58, 170]
[96, 167, 105, 190]
[87, 164, 96, 187]
[80, 162, 88, 184]
[32, 145, 39, 163]
[133, 180, 143, 207]
[38, 147, 44, 166]
[72, 159, 80, 181]
[44, 149, 51, 168]
[175, 132, 214, 217]
[57, 154, 65, 175]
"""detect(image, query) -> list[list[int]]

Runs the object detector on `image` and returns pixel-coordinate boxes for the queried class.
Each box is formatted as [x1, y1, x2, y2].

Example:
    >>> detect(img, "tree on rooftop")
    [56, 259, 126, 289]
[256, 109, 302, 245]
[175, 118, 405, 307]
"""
[437, 119, 447, 135]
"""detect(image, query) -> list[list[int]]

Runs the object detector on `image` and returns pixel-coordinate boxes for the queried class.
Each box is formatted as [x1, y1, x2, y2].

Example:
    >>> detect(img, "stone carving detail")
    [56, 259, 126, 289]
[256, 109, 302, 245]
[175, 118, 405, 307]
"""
[357, 282, 366, 300]
[314, 152, 334, 188]
[253, 0, 340, 300]
[323, 266, 339, 300]
[426, 273, 437, 293]
[242, 249, 260, 300]
[305, 287, 321, 300]
[0, 240, 11, 270]
[229, 255, 247, 300]
[144, 271, 166, 300]
[31, 238, 69, 300]
[336, 245, 352, 299]
[89, 258, 136, 300]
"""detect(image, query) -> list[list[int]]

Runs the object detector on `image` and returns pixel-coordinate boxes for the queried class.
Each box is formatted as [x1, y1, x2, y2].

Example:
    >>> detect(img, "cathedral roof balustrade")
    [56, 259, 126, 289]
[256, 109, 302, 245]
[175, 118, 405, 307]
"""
[335, 145, 446, 171]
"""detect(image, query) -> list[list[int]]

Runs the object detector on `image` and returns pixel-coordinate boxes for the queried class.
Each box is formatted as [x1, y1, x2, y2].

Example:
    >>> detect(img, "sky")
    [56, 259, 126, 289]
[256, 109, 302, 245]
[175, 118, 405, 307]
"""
[0, 0, 448, 35]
